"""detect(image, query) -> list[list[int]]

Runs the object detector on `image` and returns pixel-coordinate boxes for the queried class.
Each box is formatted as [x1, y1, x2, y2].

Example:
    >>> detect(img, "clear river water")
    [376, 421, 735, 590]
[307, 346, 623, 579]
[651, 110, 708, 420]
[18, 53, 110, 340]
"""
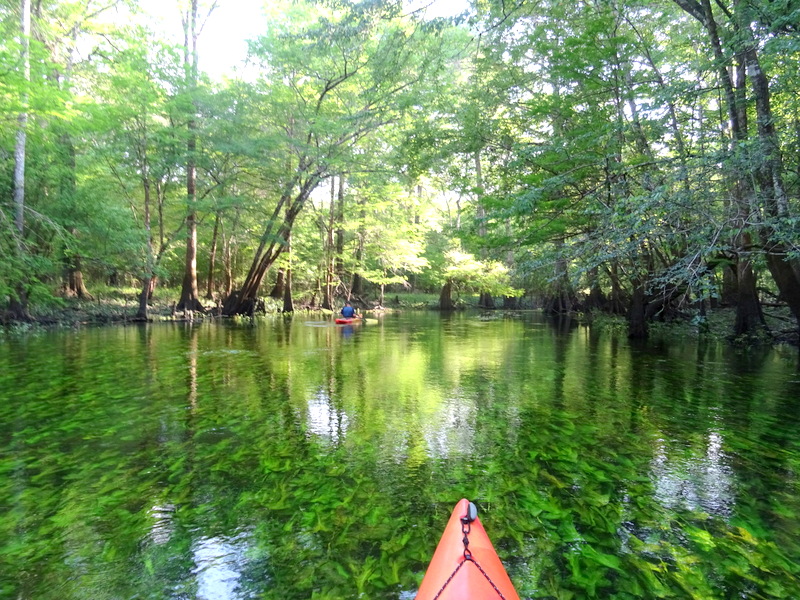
[1, 311, 799, 599]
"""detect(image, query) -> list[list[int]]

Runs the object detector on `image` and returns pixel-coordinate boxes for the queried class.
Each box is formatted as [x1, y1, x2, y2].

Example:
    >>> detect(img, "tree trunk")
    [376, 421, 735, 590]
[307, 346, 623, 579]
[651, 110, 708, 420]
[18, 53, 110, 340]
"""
[473, 151, 495, 307]
[605, 262, 627, 314]
[740, 35, 800, 330]
[720, 263, 738, 306]
[627, 245, 654, 339]
[675, 0, 771, 338]
[283, 268, 294, 313]
[270, 268, 285, 299]
[222, 210, 238, 297]
[9, 290, 31, 322]
[351, 193, 366, 297]
[546, 240, 577, 314]
[501, 220, 515, 309]
[13, 0, 30, 236]
[335, 175, 345, 277]
[478, 292, 495, 309]
[764, 250, 800, 330]
[585, 267, 606, 311]
[283, 231, 294, 313]
[177, 0, 203, 313]
[439, 280, 455, 311]
[136, 277, 156, 321]
[9, 0, 31, 320]
[58, 128, 89, 301]
[734, 243, 767, 337]
[223, 174, 320, 316]
[351, 272, 363, 298]
[206, 213, 219, 300]
[223, 250, 233, 297]
[64, 255, 92, 300]
[627, 284, 648, 339]
[321, 177, 336, 311]
[136, 152, 155, 320]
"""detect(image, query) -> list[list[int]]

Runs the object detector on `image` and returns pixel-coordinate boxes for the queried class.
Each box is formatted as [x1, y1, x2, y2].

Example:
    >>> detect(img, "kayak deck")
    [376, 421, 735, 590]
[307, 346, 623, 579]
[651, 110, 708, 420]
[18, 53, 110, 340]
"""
[416, 499, 519, 600]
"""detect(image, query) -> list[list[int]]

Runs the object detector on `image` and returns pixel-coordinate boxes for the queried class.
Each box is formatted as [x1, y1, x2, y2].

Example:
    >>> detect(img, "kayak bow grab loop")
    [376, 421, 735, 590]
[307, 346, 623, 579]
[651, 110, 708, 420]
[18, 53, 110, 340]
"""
[417, 500, 518, 600]
[461, 501, 477, 561]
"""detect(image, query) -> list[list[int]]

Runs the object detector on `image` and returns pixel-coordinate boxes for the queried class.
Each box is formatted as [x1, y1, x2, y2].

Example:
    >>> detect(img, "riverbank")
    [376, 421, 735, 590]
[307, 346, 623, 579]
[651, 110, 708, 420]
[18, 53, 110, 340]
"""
[0, 288, 439, 329]
[2, 289, 797, 347]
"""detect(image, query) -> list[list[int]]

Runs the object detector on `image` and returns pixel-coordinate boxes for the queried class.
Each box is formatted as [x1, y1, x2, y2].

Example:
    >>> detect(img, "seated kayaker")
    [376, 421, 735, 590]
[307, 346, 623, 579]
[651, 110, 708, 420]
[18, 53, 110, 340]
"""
[340, 302, 357, 319]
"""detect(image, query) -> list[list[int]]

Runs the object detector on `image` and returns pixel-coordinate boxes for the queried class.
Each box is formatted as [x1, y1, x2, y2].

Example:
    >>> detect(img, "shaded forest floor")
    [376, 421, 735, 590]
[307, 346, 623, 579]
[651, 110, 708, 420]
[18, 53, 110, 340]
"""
[2, 287, 797, 348]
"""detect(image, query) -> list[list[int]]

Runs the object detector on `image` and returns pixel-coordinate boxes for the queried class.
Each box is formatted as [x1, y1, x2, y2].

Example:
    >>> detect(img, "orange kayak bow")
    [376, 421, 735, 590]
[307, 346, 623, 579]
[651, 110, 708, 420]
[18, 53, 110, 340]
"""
[416, 499, 520, 600]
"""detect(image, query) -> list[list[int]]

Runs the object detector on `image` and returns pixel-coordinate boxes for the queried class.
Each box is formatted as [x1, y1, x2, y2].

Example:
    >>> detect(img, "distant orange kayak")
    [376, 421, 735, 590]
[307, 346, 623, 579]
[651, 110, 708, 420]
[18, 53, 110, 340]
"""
[335, 317, 360, 324]
[416, 499, 520, 600]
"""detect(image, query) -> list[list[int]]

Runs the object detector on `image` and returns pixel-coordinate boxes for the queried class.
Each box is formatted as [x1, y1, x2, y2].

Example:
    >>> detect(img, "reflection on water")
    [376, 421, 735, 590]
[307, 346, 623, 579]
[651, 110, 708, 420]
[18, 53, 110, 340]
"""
[193, 534, 250, 600]
[306, 388, 349, 443]
[650, 430, 735, 518]
[148, 503, 176, 545]
[0, 313, 799, 600]
[423, 391, 477, 459]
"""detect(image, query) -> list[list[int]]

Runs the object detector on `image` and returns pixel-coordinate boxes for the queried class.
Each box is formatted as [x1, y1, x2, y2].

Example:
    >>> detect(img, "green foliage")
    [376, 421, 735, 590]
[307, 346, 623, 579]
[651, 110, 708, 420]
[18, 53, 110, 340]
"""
[3, 0, 800, 339]
[444, 249, 520, 297]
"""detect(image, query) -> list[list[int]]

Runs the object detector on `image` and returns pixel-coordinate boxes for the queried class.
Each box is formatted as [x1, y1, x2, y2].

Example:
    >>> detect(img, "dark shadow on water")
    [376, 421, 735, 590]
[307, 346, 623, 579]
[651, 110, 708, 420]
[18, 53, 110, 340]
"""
[544, 313, 579, 335]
